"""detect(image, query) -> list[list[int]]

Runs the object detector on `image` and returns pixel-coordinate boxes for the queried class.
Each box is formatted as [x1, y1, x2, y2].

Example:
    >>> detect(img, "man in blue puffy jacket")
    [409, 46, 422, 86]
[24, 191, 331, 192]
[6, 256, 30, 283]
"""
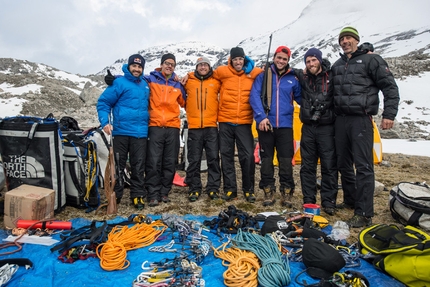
[250, 46, 301, 207]
[97, 54, 150, 210]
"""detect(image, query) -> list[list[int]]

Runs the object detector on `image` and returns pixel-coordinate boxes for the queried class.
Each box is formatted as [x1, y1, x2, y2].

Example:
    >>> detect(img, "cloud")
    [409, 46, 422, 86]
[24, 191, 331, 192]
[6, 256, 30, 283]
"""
[0, 0, 311, 75]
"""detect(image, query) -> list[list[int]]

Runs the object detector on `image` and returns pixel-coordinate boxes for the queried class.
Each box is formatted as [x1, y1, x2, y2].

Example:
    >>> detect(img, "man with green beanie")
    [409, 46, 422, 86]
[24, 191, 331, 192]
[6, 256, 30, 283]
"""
[331, 26, 400, 228]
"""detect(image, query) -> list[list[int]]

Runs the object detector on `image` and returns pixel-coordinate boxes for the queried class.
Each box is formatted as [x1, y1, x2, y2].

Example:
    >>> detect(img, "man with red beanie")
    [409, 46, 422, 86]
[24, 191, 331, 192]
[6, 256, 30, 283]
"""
[250, 46, 301, 207]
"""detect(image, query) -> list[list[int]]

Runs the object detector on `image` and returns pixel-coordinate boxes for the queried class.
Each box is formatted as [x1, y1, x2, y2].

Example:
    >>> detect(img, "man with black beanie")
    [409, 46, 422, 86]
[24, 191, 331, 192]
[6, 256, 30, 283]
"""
[145, 53, 186, 207]
[332, 26, 400, 227]
[212, 47, 263, 203]
[97, 53, 149, 210]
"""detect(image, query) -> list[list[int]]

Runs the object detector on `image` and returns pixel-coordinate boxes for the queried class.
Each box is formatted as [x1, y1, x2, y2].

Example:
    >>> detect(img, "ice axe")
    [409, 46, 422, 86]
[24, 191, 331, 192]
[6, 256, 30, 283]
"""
[96, 121, 117, 215]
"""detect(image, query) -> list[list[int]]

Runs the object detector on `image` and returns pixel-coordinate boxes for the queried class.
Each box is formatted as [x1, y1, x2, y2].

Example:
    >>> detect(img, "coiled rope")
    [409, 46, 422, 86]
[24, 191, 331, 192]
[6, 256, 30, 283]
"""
[96, 221, 167, 271]
[213, 241, 260, 287]
[232, 229, 291, 287]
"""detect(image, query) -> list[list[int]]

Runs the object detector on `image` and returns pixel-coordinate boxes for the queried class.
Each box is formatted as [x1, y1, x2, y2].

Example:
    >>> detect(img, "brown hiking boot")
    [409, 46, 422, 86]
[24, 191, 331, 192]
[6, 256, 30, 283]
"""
[263, 186, 276, 206]
[280, 188, 294, 208]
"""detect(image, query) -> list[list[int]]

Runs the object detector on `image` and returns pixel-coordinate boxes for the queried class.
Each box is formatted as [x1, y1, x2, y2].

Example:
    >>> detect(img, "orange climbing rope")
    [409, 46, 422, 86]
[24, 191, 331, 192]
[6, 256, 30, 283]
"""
[96, 220, 167, 271]
[213, 242, 261, 287]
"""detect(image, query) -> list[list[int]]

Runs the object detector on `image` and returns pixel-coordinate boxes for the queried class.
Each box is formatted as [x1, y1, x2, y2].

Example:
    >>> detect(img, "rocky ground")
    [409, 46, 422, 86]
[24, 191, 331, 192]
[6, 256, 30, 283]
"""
[45, 152, 430, 242]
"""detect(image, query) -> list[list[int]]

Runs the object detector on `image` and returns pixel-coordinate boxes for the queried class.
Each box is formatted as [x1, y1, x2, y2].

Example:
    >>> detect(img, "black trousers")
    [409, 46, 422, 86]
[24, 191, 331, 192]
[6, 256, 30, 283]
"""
[185, 127, 221, 193]
[335, 115, 375, 217]
[219, 123, 255, 193]
[113, 135, 147, 199]
[257, 128, 294, 190]
[145, 127, 180, 200]
[300, 124, 338, 208]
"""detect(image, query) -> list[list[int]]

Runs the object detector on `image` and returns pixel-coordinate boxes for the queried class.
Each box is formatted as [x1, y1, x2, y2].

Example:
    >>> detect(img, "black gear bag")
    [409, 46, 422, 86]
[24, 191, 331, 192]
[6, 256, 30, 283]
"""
[0, 115, 66, 211]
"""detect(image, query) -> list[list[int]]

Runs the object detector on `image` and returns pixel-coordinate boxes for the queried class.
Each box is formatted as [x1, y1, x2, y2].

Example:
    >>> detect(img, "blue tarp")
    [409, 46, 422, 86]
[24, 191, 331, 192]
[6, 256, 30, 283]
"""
[0, 215, 405, 287]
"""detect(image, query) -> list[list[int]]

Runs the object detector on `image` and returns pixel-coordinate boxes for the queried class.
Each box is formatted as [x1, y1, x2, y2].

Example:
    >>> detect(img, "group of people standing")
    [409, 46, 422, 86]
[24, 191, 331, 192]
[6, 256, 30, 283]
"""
[97, 26, 399, 228]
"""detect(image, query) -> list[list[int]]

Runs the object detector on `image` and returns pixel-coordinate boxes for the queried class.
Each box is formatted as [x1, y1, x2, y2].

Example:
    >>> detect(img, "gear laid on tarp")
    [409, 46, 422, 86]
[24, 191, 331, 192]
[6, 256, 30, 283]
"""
[203, 205, 260, 235]
[0, 215, 407, 287]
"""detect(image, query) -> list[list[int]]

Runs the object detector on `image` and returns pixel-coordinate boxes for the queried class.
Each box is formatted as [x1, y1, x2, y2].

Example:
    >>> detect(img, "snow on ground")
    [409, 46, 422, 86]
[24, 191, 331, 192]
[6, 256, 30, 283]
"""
[0, 82, 43, 95]
[382, 139, 430, 157]
[393, 72, 430, 135]
[0, 97, 27, 117]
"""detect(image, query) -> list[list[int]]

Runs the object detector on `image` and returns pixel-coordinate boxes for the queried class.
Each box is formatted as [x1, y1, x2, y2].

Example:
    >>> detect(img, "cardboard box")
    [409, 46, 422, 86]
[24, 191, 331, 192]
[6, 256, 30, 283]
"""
[4, 184, 55, 229]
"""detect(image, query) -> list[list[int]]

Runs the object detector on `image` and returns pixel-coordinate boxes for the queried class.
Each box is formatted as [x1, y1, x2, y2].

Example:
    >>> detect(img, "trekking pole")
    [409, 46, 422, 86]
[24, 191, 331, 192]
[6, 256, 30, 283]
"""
[260, 34, 273, 115]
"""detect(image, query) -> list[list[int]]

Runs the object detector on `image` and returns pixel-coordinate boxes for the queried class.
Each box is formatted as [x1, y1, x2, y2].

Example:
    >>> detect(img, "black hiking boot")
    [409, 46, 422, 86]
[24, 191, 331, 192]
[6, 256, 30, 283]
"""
[208, 190, 220, 200]
[244, 191, 256, 203]
[222, 191, 237, 201]
[263, 186, 276, 206]
[323, 206, 336, 216]
[280, 188, 294, 208]
[188, 191, 201, 202]
[132, 197, 145, 210]
[336, 202, 354, 210]
[346, 214, 372, 228]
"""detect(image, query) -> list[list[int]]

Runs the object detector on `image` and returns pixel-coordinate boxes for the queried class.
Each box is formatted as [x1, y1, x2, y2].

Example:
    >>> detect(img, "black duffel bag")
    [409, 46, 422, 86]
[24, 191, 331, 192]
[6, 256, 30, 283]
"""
[0, 114, 66, 211]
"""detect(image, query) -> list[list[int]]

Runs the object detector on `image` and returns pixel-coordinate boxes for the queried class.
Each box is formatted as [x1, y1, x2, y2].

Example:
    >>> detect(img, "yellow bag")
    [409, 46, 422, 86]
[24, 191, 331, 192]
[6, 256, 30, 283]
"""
[359, 224, 430, 287]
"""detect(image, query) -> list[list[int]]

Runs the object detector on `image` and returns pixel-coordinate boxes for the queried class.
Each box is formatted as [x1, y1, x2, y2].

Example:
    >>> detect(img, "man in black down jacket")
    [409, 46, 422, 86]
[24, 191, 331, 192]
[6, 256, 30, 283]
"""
[295, 48, 338, 216]
[332, 26, 400, 228]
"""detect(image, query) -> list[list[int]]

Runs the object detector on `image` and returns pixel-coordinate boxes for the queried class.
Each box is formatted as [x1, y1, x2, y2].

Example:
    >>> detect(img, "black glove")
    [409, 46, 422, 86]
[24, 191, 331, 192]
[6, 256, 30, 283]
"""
[104, 69, 115, 86]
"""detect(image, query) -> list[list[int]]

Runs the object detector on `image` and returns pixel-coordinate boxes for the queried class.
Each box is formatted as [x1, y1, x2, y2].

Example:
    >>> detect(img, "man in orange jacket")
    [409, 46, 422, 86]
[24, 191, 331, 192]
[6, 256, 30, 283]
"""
[214, 47, 263, 203]
[183, 57, 222, 201]
[145, 53, 186, 207]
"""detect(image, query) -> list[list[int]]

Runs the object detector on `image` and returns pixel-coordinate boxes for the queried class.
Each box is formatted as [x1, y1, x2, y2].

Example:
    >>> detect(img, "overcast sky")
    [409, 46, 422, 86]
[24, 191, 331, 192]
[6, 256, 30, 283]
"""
[0, 0, 311, 75]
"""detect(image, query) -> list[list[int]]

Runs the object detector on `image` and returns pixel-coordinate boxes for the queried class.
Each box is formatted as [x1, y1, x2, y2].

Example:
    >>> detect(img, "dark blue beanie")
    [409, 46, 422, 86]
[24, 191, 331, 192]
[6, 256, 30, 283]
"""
[304, 48, 323, 64]
[128, 54, 145, 69]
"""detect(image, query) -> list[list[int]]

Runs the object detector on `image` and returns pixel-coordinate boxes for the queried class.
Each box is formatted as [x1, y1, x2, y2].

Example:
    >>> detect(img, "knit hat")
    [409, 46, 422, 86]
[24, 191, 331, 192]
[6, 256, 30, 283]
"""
[274, 46, 291, 58]
[302, 238, 346, 279]
[304, 48, 323, 64]
[339, 26, 360, 43]
[230, 47, 245, 59]
[128, 54, 145, 69]
[195, 56, 211, 67]
[161, 53, 176, 65]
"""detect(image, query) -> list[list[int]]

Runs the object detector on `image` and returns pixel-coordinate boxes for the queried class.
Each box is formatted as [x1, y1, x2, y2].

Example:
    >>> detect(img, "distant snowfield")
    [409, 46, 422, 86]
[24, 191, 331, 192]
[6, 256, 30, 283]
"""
[382, 139, 430, 157]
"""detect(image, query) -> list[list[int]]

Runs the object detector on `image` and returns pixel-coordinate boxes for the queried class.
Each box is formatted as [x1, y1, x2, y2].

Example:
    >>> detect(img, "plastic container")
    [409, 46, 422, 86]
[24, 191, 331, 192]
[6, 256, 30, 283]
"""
[303, 203, 321, 215]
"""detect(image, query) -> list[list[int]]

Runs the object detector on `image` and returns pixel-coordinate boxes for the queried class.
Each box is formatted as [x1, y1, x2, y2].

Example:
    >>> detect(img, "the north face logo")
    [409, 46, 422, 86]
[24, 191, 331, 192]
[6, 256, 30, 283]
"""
[4, 155, 45, 179]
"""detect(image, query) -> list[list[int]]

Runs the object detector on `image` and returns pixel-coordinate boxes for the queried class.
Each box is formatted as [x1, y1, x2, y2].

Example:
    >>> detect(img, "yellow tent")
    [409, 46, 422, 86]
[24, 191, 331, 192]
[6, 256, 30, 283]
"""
[252, 104, 383, 165]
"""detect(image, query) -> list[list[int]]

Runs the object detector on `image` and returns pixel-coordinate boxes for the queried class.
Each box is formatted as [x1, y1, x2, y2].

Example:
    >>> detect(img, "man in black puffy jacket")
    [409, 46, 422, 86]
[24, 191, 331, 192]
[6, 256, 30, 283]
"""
[295, 48, 338, 216]
[332, 26, 400, 228]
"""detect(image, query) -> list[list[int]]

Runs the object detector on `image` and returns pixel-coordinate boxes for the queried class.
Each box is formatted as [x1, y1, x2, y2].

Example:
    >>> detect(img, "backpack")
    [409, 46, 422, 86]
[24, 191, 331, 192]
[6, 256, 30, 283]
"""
[389, 182, 430, 231]
[62, 132, 100, 210]
[358, 224, 430, 287]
